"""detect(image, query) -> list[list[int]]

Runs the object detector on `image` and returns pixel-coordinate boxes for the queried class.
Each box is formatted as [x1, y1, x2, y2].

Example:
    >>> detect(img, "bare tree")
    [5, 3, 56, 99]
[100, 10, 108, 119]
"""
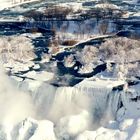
[0, 36, 36, 63]
[99, 37, 140, 63]
[99, 20, 109, 34]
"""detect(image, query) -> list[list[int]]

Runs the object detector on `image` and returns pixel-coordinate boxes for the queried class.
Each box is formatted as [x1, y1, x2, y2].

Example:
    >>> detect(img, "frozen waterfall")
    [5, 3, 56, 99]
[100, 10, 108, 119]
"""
[1, 74, 127, 139]
[19, 78, 124, 128]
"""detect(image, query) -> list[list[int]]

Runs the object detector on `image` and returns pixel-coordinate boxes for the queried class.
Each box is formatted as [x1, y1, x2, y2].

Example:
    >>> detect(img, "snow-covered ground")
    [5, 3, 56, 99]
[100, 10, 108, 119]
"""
[0, 0, 40, 10]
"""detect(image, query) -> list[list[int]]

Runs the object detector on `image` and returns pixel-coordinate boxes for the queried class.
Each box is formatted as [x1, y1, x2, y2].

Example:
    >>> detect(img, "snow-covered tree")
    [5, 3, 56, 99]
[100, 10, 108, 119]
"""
[76, 45, 99, 65]
[99, 37, 140, 78]
[76, 45, 99, 74]
[99, 37, 140, 63]
[64, 54, 75, 68]
[0, 35, 36, 64]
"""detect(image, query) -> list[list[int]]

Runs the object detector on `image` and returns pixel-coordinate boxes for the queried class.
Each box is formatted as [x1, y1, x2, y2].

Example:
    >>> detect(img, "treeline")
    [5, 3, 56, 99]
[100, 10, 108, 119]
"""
[24, 5, 125, 21]
[24, 6, 73, 21]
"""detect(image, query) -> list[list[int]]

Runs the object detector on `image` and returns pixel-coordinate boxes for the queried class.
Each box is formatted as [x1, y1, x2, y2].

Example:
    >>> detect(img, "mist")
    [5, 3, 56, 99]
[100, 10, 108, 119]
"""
[0, 67, 36, 127]
[0, 65, 115, 139]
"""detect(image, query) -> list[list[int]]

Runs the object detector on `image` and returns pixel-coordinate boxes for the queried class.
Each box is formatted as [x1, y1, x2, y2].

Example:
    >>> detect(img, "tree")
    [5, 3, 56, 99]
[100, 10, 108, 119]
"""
[0, 36, 36, 64]
[99, 37, 140, 63]
[99, 20, 109, 34]
[99, 37, 140, 78]
[76, 45, 99, 66]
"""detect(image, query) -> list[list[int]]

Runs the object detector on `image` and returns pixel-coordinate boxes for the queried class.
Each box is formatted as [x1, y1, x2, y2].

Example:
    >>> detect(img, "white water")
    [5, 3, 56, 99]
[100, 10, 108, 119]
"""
[0, 68, 125, 140]
[24, 79, 120, 124]
[17, 78, 123, 139]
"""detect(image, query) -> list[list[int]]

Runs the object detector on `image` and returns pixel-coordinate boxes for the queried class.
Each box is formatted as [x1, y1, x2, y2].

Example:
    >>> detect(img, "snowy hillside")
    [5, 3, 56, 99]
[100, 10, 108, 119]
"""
[0, 0, 39, 10]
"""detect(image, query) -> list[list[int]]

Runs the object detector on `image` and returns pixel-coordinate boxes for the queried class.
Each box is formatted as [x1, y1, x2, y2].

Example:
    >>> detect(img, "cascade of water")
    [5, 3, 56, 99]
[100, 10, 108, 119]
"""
[17, 77, 124, 132]
[19, 80, 57, 119]
[46, 82, 116, 125]
[106, 91, 121, 122]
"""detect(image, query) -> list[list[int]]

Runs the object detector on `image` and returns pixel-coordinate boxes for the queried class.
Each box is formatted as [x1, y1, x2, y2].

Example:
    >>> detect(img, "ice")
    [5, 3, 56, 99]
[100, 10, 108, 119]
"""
[118, 84, 140, 119]
[14, 118, 38, 140]
[11, 118, 56, 140]
[76, 127, 127, 140]
[32, 64, 40, 70]
[23, 71, 54, 82]
[76, 118, 140, 140]
[76, 131, 97, 140]
[119, 119, 134, 131]
[0, 0, 139, 139]
[28, 120, 56, 140]
[1, 65, 140, 140]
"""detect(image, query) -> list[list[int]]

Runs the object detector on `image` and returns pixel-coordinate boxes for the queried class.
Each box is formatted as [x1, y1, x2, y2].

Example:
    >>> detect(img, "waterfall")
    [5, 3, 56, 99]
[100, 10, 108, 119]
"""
[18, 78, 122, 124]
[45, 79, 122, 126]
[106, 91, 121, 122]
[17, 78, 124, 139]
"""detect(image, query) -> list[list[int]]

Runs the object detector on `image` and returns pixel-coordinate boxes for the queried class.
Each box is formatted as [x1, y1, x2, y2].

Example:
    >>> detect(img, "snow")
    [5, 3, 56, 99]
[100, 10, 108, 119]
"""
[1, 66, 140, 140]
[77, 77, 125, 89]
[23, 71, 54, 82]
[76, 128, 128, 140]
[21, 33, 42, 39]
[132, 12, 140, 17]
[65, 34, 113, 50]
[12, 118, 56, 140]
[29, 120, 56, 140]
[78, 63, 94, 74]
[32, 64, 40, 70]
[95, 3, 120, 10]
[76, 118, 140, 140]
[64, 54, 75, 68]
[8, 116, 140, 140]
[57, 2, 83, 12]
[0, 0, 140, 139]
[0, 0, 40, 11]
[11, 75, 23, 82]
[56, 110, 91, 139]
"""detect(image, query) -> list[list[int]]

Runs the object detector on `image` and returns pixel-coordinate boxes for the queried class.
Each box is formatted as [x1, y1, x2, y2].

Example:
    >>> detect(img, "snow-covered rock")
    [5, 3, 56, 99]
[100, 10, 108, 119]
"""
[95, 3, 120, 10]
[11, 118, 56, 140]
[23, 71, 54, 81]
